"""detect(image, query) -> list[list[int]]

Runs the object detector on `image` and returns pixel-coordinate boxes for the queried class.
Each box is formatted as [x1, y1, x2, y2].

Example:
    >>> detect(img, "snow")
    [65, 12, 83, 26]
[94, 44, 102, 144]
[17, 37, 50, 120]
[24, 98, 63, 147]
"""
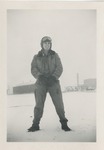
[7, 92, 96, 142]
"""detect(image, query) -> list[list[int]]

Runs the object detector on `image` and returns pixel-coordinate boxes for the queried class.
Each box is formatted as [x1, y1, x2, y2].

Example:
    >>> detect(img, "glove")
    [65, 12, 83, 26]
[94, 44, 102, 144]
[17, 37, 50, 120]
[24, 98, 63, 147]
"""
[47, 75, 57, 87]
[38, 75, 48, 85]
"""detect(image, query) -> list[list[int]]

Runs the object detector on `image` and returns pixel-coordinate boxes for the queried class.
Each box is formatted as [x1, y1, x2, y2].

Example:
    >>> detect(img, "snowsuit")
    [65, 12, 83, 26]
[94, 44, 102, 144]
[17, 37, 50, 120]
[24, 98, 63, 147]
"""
[31, 49, 68, 126]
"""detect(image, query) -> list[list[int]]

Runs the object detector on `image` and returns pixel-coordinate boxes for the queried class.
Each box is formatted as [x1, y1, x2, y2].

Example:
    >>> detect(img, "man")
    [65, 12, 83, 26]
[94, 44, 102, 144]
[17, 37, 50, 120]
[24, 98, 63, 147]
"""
[28, 36, 71, 132]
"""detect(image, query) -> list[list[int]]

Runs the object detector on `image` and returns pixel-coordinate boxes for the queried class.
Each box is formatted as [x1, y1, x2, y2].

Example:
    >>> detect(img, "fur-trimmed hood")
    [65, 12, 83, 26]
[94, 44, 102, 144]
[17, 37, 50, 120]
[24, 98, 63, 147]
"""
[37, 50, 55, 57]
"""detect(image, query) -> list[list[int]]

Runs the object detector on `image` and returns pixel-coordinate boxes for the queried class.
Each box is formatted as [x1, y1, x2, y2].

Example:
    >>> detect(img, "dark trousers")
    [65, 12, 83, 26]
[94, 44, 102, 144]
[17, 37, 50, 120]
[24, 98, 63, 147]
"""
[33, 81, 68, 126]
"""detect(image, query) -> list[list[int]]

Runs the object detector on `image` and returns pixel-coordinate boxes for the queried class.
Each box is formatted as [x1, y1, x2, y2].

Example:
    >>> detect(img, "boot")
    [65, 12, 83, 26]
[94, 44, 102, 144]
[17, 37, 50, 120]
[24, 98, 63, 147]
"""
[28, 124, 40, 132]
[61, 122, 71, 131]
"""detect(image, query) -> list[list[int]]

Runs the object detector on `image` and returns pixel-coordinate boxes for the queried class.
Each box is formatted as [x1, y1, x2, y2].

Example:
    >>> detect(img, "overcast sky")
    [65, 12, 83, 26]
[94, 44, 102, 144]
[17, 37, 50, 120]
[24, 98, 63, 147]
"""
[7, 10, 96, 88]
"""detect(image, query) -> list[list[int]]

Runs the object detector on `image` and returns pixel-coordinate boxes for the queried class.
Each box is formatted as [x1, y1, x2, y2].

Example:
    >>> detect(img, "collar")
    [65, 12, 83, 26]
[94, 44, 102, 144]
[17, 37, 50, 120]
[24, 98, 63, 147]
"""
[37, 49, 55, 57]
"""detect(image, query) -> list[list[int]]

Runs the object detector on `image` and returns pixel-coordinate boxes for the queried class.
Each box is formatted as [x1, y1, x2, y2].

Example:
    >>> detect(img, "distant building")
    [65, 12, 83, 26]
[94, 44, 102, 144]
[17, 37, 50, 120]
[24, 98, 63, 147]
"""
[83, 78, 96, 90]
[13, 84, 35, 94]
[80, 78, 96, 91]
[63, 78, 96, 92]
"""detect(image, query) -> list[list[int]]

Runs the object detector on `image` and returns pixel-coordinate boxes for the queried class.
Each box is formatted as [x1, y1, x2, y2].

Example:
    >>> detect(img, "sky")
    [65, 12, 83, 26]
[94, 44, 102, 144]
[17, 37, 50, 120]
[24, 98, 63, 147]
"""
[7, 10, 96, 88]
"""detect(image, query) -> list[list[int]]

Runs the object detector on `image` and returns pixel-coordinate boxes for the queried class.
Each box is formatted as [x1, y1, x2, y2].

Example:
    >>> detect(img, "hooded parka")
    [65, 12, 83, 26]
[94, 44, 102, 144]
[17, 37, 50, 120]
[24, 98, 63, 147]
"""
[31, 49, 63, 80]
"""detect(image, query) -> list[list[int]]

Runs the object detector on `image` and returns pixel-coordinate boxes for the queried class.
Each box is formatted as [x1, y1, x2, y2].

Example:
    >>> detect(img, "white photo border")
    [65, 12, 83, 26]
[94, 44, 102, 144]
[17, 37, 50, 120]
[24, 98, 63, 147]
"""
[0, 1, 104, 150]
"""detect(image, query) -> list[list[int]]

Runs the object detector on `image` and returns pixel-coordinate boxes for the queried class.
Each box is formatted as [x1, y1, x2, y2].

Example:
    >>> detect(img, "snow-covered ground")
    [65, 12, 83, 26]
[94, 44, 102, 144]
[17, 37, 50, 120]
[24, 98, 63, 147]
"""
[7, 92, 96, 142]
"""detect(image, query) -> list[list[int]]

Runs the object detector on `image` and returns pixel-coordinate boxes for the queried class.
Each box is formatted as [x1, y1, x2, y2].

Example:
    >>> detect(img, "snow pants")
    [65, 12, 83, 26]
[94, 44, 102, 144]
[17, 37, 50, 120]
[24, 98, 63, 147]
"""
[33, 81, 68, 126]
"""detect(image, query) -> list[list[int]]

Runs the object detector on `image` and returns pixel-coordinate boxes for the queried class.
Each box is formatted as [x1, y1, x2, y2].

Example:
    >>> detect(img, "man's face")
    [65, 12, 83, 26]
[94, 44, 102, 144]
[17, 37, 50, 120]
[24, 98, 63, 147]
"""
[42, 41, 51, 51]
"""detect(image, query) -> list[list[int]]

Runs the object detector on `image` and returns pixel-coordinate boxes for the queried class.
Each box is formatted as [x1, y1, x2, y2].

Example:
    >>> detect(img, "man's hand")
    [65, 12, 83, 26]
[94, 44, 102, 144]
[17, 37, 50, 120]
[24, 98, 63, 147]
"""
[38, 75, 48, 85]
[47, 75, 57, 87]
